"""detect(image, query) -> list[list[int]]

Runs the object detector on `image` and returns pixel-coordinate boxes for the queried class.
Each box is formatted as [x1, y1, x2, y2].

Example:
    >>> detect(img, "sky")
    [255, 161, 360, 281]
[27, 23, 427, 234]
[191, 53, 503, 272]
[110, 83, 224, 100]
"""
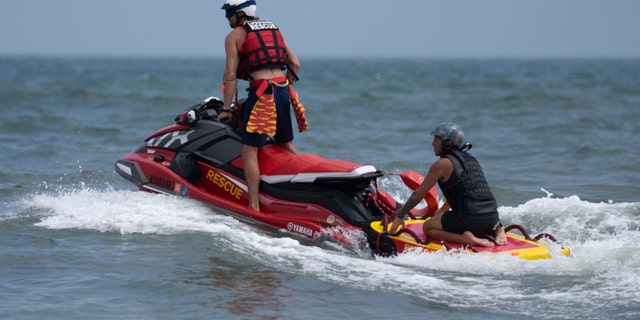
[1, 0, 639, 59]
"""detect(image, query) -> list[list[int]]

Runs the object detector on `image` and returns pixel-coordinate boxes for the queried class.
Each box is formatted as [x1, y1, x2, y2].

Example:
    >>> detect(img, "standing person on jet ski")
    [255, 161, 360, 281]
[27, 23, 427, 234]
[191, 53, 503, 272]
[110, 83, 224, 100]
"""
[388, 123, 507, 247]
[217, 0, 308, 211]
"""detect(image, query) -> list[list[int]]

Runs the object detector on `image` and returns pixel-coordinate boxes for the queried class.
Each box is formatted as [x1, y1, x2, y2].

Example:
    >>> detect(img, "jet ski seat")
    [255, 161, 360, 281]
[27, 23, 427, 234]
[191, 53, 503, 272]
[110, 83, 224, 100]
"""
[230, 144, 378, 184]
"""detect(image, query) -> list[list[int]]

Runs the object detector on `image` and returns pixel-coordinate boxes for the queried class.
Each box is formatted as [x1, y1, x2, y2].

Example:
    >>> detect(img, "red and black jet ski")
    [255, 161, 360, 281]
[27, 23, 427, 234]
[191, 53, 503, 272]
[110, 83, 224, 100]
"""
[115, 97, 568, 259]
[114, 97, 434, 248]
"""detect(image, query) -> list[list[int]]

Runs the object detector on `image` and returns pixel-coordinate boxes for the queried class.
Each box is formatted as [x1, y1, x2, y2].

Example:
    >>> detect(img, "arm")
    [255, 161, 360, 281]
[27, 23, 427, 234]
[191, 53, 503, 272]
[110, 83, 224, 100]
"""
[218, 32, 240, 120]
[283, 40, 300, 83]
[387, 159, 451, 234]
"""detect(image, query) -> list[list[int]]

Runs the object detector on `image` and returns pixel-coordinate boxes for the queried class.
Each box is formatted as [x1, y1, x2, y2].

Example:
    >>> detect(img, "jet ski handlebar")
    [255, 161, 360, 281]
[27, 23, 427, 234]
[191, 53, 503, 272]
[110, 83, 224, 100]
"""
[174, 96, 231, 125]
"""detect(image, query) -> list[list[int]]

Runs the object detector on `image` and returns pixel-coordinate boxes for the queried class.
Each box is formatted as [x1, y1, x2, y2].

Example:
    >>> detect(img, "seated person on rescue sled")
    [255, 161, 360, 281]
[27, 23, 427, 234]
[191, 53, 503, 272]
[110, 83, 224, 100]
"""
[217, 0, 308, 212]
[388, 123, 507, 247]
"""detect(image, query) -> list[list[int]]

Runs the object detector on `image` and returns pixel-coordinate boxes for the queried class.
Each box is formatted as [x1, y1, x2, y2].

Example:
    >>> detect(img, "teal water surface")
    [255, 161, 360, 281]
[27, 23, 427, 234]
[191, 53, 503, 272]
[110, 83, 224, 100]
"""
[1, 57, 639, 319]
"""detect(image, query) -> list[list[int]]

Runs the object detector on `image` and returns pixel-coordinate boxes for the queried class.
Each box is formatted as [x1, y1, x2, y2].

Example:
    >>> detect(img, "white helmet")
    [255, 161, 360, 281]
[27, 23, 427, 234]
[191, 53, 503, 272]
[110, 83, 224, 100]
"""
[221, 0, 257, 18]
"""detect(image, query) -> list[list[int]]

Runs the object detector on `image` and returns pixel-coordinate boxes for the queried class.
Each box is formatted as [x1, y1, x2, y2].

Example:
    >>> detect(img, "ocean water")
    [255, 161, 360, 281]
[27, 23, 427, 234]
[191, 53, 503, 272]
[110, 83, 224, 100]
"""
[1, 56, 639, 319]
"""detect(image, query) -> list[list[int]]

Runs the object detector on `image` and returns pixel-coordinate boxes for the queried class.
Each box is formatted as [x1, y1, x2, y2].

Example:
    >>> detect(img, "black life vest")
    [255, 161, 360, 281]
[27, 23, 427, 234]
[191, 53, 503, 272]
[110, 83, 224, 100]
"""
[438, 149, 498, 215]
[237, 20, 289, 81]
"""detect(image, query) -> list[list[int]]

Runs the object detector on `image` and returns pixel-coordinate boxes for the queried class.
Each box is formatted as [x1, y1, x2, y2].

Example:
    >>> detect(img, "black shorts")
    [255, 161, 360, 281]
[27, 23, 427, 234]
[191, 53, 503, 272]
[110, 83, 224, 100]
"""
[440, 211, 501, 238]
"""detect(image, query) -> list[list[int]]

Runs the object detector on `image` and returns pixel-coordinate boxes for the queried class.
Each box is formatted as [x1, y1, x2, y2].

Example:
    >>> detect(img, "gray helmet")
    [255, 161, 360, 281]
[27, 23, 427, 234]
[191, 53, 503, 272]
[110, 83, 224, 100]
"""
[429, 122, 464, 148]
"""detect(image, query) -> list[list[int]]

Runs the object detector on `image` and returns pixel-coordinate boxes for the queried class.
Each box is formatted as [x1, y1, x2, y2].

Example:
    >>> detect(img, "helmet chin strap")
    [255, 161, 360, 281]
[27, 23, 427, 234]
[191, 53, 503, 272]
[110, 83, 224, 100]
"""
[233, 12, 246, 27]
[441, 140, 454, 155]
[442, 141, 472, 156]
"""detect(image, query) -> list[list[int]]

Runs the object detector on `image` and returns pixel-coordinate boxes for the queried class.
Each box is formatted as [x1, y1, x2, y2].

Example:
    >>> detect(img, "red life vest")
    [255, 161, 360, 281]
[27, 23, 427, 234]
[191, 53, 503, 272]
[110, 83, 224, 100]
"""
[237, 20, 289, 81]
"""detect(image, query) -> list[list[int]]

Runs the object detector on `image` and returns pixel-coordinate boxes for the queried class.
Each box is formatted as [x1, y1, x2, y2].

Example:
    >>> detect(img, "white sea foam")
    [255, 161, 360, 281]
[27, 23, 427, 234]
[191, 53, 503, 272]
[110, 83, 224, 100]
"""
[16, 184, 640, 318]
[26, 187, 232, 235]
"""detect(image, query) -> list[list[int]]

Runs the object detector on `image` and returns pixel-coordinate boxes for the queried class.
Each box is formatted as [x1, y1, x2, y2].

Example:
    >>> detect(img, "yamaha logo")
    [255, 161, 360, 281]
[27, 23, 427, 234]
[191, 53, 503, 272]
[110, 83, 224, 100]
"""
[287, 222, 313, 237]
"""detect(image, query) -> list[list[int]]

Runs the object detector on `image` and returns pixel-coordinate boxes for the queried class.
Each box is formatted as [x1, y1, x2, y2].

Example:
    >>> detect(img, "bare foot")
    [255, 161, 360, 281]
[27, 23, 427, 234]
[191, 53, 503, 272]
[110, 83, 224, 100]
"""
[494, 226, 507, 245]
[249, 201, 260, 212]
[463, 231, 495, 247]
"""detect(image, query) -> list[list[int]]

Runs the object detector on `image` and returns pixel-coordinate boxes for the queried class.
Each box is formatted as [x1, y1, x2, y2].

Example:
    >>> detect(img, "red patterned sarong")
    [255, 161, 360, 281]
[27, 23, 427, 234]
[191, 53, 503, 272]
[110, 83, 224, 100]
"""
[246, 76, 308, 136]
[288, 83, 308, 133]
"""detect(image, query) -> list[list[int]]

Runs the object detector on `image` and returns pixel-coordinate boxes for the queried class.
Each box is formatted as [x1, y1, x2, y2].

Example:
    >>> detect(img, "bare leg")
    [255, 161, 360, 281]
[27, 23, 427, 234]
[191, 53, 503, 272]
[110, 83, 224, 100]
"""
[241, 144, 260, 211]
[423, 213, 445, 235]
[279, 141, 300, 155]
[425, 229, 495, 247]
[423, 213, 495, 247]
[494, 225, 507, 245]
[462, 231, 495, 247]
